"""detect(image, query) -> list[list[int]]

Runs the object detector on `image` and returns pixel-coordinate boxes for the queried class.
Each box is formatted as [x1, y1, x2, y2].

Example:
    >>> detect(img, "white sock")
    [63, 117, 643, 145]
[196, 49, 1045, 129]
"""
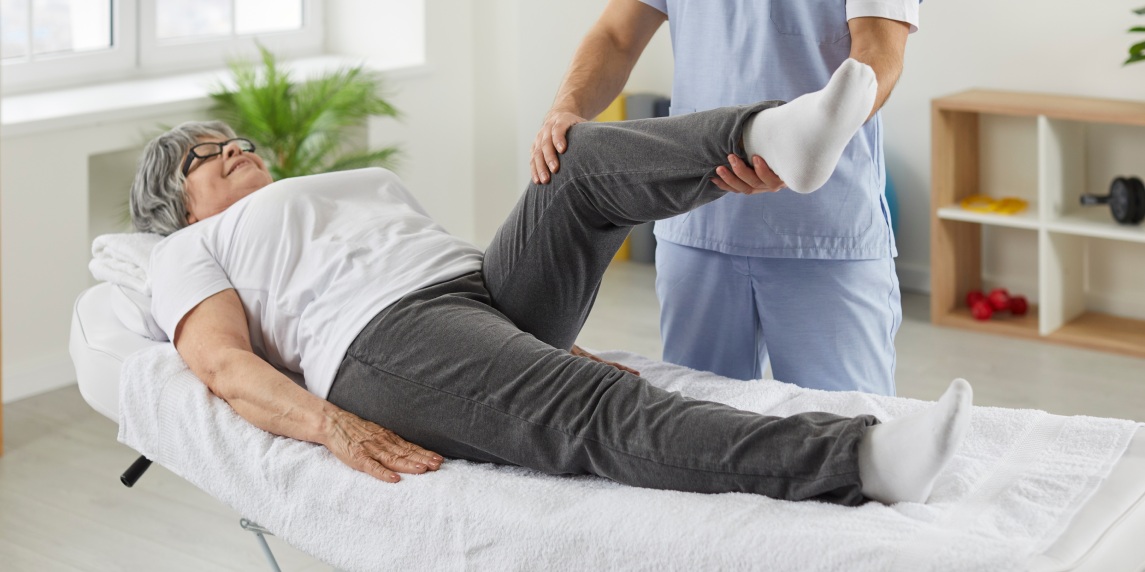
[742, 58, 877, 194]
[858, 378, 973, 504]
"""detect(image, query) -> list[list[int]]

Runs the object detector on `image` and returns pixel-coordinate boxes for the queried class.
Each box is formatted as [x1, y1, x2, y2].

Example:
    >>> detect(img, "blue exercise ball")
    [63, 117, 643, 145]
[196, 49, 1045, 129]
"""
[885, 171, 899, 237]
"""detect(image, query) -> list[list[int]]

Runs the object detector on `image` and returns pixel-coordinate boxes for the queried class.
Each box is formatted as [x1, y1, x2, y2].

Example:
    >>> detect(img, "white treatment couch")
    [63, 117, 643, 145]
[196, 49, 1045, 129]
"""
[70, 282, 1145, 571]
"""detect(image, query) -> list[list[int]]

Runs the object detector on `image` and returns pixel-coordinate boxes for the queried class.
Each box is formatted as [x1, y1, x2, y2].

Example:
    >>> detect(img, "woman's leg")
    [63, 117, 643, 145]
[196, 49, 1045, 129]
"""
[484, 101, 776, 351]
[484, 59, 878, 353]
[327, 273, 877, 506]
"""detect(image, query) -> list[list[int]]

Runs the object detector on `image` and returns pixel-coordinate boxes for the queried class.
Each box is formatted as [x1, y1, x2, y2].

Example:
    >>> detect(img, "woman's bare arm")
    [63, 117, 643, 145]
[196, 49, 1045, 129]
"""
[173, 289, 442, 482]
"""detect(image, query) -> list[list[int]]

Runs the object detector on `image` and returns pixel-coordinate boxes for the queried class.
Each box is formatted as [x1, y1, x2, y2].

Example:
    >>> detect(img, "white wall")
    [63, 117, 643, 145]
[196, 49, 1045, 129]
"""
[471, 0, 673, 242]
[1, 112, 210, 403]
[472, 0, 523, 241]
[885, 0, 1145, 291]
[327, 0, 476, 241]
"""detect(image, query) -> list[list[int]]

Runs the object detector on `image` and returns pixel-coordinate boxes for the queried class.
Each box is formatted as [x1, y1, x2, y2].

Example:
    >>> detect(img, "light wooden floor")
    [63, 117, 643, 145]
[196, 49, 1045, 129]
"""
[3, 261, 1145, 570]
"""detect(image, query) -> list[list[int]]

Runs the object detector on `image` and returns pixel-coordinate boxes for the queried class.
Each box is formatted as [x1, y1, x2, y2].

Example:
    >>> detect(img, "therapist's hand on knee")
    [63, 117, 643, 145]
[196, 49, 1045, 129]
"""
[531, 110, 587, 184]
[711, 154, 786, 195]
[322, 409, 444, 483]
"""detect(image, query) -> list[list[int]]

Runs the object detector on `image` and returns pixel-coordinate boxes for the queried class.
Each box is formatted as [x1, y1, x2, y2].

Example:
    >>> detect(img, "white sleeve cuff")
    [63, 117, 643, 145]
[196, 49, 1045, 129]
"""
[846, 0, 920, 33]
[639, 0, 668, 15]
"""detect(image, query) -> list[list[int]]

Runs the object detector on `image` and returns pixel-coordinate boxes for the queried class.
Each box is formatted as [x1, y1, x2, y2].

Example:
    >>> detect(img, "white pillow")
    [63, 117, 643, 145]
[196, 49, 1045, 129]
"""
[109, 284, 169, 342]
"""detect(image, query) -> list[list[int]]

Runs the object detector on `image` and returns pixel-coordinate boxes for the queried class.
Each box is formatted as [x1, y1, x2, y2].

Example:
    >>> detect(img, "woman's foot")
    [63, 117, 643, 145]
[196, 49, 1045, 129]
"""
[857, 378, 973, 504]
[742, 59, 877, 194]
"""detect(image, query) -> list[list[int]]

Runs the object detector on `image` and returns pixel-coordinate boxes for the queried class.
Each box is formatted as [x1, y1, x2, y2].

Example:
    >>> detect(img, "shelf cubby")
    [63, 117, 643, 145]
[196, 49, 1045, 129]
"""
[931, 90, 1145, 358]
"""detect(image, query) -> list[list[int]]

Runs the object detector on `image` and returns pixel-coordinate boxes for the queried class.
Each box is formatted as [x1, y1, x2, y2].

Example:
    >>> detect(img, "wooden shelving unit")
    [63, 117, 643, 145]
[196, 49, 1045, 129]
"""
[931, 90, 1145, 358]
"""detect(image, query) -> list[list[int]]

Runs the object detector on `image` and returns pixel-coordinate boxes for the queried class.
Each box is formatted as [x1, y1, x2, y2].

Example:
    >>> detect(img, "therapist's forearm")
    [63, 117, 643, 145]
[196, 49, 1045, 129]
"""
[551, 25, 644, 119]
[848, 17, 910, 120]
[206, 347, 338, 445]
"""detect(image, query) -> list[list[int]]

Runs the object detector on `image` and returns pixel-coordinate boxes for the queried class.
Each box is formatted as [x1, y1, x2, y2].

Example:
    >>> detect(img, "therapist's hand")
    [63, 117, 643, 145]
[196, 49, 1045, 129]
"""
[711, 154, 786, 195]
[531, 110, 588, 184]
[322, 408, 443, 483]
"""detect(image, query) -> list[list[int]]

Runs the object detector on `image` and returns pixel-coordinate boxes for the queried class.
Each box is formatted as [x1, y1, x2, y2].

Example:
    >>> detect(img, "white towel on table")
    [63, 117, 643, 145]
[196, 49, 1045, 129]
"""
[89, 232, 163, 294]
[118, 346, 1139, 572]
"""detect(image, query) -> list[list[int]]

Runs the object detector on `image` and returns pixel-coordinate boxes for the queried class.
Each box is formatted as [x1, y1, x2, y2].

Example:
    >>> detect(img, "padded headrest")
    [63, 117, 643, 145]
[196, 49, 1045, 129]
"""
[110, 284, 168, 342]
[69, 283, 166, 421]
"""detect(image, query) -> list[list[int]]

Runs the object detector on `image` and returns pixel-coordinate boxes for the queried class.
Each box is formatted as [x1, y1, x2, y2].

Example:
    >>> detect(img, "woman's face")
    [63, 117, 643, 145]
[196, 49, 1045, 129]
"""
[183, 137, 274, 224]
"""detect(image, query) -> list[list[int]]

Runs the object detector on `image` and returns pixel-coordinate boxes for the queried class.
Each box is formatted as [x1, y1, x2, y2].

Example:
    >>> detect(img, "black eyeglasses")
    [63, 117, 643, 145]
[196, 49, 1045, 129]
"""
[181, 138, 257, 177]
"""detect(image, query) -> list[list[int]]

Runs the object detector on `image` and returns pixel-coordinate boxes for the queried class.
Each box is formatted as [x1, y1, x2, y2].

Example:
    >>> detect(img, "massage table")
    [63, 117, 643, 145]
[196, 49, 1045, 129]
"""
[70, 281, 1145, 571]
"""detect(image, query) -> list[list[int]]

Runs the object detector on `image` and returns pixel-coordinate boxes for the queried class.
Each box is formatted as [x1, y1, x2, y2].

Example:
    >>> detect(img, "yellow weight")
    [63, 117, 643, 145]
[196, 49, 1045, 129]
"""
[959, 195, 1028, 215]
[960, 195, 996, 212]
[993, 197, 1029, 214]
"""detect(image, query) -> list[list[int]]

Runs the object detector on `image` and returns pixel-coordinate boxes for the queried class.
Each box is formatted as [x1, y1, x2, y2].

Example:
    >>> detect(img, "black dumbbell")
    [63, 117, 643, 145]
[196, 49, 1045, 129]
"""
[1080, 176, 1145, 225]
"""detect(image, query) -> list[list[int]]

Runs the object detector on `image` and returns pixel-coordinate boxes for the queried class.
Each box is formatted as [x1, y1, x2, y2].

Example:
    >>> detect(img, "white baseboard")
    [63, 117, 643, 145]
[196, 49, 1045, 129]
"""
[896, 261, 931, 294]
[2, 351, 77, 404]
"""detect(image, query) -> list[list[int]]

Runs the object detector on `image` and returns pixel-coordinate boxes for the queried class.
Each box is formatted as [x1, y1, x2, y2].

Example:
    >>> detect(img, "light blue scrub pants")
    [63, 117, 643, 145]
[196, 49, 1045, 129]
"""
[655, 240, 901, 395]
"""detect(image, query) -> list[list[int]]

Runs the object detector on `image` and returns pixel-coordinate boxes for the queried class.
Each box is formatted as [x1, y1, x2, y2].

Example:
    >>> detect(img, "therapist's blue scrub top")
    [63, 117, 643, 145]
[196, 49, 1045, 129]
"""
[643, 0, 898, 261]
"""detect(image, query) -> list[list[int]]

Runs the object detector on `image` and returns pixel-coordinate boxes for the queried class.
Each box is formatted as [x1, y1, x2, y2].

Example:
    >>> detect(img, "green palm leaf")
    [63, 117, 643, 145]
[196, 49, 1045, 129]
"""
[1129, 8, 1145, 66]
[209, 44, 401, 180]
[1128, 39, 1145, 66]
[325, 148, 402, 173]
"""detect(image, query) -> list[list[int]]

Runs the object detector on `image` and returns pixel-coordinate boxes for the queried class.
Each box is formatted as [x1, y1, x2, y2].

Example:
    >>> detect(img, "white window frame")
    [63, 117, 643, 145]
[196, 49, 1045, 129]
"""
[2, 0, 138, 95]
[1, 0, 324, 96]
[138, 0, 324, 70]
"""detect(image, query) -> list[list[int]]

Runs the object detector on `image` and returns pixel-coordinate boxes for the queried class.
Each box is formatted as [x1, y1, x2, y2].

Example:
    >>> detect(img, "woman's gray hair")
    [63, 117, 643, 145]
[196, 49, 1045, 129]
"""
[130, 120, 237, 236]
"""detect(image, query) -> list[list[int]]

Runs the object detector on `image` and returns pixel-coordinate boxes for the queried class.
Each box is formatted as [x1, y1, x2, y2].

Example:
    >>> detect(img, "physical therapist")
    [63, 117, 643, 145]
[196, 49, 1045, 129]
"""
[530, 0, 918, 393]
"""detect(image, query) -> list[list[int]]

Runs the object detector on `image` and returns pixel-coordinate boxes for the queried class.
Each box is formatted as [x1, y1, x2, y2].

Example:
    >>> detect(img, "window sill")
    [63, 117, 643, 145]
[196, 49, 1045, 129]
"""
[1, 57, 430, 139]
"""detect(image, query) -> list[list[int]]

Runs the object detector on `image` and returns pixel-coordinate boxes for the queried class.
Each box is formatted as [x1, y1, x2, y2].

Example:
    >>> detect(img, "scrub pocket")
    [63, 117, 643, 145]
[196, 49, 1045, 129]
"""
[769, 0, 851, 44]
[757, 142, 875, 238]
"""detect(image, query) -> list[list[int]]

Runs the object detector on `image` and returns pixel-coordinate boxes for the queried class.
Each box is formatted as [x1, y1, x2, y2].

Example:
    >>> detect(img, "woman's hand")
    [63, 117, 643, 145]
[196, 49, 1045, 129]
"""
[172, 292, 441, 485]
[571, 344, 640, 376]
[321, 408, 443, 483]
[711, 154, 786, 195]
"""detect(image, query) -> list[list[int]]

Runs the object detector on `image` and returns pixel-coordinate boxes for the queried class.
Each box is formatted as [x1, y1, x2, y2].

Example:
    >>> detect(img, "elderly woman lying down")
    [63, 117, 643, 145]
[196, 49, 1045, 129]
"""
[132, 60, 969, 506]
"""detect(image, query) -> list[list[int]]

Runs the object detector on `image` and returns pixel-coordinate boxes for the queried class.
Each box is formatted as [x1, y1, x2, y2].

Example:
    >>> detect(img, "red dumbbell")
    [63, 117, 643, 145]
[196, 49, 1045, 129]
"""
[988, 288, 1011, 311]
[1010, 295, 1029, 316]
[966, 290, 986, 308]
[971, 299, 994, 321]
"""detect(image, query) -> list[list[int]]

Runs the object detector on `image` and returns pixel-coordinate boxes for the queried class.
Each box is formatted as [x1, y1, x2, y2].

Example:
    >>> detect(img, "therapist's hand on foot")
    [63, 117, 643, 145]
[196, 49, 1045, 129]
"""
[322, 408, 443, 483]
[711, 154, 786, 195]
[531, 110, 587, 184]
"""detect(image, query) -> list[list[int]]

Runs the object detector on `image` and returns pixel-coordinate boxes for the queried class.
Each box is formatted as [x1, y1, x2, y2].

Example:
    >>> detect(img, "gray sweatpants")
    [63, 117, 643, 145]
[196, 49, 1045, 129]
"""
[328, 102, 877, 505]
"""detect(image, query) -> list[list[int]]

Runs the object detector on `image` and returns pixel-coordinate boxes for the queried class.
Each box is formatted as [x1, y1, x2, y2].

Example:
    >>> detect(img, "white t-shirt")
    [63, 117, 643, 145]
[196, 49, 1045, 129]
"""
[844, 0, 920, 33]
[151, 168, 484, 398]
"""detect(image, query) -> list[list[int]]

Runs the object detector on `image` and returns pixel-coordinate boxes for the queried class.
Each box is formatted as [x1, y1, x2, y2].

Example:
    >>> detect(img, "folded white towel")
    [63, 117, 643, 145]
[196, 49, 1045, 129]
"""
[89, 232, 163, 294]
[118, 347, 1139, 571]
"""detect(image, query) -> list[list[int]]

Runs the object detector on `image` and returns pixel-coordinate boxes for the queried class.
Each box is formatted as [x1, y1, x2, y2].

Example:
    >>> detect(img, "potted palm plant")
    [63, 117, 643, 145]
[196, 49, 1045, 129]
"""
[1126, 7, 1145, 65]
[209, 45, 401, 180]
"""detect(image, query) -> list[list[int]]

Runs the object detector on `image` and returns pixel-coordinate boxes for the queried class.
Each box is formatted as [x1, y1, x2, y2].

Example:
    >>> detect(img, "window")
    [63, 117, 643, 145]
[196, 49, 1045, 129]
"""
[1, 0, 113, 58]
[156, 0, 303, 39]
[0, 0, 323, 94]
[1, 0, 135, 93]
[140, 0, 321, 70]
